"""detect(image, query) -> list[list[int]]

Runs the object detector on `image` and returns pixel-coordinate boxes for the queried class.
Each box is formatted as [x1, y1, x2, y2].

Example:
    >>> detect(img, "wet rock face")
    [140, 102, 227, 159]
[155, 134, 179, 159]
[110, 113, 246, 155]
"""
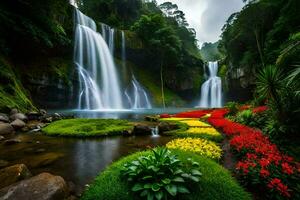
[0, 123, 14, 135]
[0, 164, 32, 189]
[0, 172, 68, 200]
[132, 125, 152, 135]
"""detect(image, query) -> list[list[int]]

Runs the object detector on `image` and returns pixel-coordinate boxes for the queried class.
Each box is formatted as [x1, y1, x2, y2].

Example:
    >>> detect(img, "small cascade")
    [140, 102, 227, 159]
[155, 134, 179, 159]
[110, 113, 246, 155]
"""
[125, 75, 152, 109]
[74, 9, 123, 109]
[121, 31, 126, 68]
[198, 61, 222, 108]
[151, 126, 159, 137]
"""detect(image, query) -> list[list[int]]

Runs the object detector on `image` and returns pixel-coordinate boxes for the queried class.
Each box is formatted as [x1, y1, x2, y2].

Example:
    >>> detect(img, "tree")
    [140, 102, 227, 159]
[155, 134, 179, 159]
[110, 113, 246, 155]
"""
[132, 14, 181, 107]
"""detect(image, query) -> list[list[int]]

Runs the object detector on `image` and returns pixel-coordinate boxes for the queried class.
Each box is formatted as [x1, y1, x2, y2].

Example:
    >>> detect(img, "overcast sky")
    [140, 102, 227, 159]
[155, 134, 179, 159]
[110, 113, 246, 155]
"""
[156, 0, 245, 47]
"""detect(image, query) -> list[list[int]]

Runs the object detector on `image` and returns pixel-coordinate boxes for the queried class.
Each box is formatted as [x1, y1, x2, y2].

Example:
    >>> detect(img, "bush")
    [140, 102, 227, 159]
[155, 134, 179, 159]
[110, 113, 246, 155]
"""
[42, 119, 133, 137]
[121, 148, 201, 200]
[235, 110, 254, 126]
[81, 149, 251, 200]
[225, 102, 239, 116]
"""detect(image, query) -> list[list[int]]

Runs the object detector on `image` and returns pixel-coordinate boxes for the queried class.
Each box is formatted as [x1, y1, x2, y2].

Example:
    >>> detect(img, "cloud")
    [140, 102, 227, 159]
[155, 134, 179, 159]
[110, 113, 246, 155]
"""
[156, 0, 244, 46]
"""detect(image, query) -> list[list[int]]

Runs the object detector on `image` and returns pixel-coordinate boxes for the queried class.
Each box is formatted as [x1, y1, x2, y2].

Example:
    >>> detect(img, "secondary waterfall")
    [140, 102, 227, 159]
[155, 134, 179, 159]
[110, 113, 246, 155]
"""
[198, 61, 222, 108]
[125, 75, 152, 109]
[74, 9, 123, 109]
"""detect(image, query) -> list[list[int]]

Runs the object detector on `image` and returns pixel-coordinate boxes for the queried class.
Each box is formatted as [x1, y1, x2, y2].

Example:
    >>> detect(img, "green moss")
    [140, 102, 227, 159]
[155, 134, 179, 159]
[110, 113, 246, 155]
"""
[0, 57, 36, 112]
[129, 62, 186, 107]
[81, 149, 251, 200]
[42, 119, 134, 137]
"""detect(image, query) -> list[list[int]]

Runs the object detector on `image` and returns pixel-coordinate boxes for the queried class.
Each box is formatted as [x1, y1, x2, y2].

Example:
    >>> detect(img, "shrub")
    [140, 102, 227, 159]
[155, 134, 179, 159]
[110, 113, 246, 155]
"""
[166, 138, 222, 160]
[235, 110, 254, 126]
[81, 149, 251, 200]
[121, 148, 202, 200]
[225, 102, 239, 115]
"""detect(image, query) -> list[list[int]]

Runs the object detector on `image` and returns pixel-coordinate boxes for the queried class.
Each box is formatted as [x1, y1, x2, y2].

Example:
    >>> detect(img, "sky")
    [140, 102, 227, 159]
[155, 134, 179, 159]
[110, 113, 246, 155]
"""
[156, 0, 245, 47]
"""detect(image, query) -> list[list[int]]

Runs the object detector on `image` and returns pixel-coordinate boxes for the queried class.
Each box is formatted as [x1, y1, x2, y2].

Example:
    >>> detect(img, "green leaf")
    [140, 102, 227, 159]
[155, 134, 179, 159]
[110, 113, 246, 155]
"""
[191, 169, 202, 176]
[147, 192, 154, 200]
[165, 184, 177, 196]
[178, 186, 190, 194]
[152, 183, 161, 192]
[144, 183, 152, 189]
[189, 175, 200, 182]
[142, 175, 153, 180]
[162, 178, 171, 184]
[172, 177, 185, 183]
[155, 191, 164, 200]
[132, 183, 144, 192]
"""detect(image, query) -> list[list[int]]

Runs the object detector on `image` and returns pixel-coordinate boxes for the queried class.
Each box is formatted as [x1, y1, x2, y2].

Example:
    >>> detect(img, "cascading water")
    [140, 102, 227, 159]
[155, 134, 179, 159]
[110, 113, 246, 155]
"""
[198, 61, 222, 108]
[74, 9, 123, 109]
[101, 23, 115, 55]
[125, 75, 152, 109]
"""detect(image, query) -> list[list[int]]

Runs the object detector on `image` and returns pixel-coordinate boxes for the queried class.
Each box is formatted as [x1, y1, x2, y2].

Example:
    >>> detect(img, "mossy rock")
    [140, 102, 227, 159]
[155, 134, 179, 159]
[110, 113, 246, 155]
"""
[42, 119, 134, 137]
[81, 149, 251, 200]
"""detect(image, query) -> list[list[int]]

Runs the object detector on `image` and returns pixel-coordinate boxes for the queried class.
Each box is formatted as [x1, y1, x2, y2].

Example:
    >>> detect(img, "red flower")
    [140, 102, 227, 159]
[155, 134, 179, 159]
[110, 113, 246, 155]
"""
[253, 106, 268, 114]
[268, 178, 291, 197]
[239, 105, 251, 111]
[282, 163, 294, 175]
[260, 168, 270, 177]
[173, 109, 211, 118]
[160, 114, 171, 118]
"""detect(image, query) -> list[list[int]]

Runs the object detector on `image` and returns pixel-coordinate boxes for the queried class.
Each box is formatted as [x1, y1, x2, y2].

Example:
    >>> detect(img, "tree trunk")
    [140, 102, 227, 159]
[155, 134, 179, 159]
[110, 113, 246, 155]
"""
[160, 60, 166, 108]
[254, 29, 265, 67]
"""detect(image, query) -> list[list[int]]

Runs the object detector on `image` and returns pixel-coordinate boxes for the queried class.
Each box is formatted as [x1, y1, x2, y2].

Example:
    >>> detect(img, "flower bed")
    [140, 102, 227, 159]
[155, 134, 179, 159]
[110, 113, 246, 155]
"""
[166, 138, 222, 160]
[160, 110, 212, 118]
[207, 109, 300, 199]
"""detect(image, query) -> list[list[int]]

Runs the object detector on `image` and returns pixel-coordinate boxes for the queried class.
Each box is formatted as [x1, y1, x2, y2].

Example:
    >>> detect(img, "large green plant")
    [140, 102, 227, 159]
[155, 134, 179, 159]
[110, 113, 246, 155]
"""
[256, 65, 285, 110]
[121, 148, 202, 200]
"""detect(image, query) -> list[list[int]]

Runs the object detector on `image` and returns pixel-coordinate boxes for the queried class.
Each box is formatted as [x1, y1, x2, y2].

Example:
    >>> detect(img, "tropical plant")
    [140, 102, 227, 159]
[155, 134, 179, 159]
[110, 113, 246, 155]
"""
[256, 65, 285, 111]
[121, 148, 202, 200]
[235, 110, 254, 126]
[225, 102, 239, 116]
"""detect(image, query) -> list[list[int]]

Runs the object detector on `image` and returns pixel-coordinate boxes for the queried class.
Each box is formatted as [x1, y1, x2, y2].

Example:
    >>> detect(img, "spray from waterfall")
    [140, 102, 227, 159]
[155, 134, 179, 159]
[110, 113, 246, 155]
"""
[198, 61, 222, 108]
[74, 9, 123, 109]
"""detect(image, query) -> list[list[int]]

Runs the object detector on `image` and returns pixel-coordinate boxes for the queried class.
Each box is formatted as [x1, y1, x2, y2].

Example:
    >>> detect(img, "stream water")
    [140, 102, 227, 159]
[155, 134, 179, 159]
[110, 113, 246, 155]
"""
[0, 108, 192, 193]
[0, 133, 173, 194]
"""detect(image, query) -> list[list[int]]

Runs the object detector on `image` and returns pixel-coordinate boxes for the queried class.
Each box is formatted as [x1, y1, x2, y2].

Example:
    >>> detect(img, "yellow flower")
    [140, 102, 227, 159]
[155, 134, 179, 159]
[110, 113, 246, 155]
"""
[181, 120, 211, 127]
[160, 118, 192, 121]
[186, 127, 221, 136]
[166, 138, 222, 160]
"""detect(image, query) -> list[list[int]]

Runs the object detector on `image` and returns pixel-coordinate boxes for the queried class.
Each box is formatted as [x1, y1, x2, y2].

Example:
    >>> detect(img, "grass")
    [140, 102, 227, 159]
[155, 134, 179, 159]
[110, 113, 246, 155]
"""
[42, 119, 134, 137]
[81, 149, 251, 200]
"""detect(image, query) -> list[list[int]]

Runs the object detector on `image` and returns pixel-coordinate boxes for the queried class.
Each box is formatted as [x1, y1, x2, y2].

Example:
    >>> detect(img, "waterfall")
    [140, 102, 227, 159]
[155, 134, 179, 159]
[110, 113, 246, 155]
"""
[125, 75, 152, 109]
[101, 23, 115, 55]
[74, 9, 123, 109]
[198, 61, 222, 108]
[121, 31, 126, 68]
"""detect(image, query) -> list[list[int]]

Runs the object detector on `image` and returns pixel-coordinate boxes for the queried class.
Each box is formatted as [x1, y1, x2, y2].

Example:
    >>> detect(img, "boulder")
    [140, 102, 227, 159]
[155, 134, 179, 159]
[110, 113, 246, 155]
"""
[132, 125, 152, 135]
[0, 123, 14, 135]
[158, 122, 178, 132]
[10, 119, 26, 130]
[10, 109, 18, 116]
[4, 139, 21, 145]
[26, 111, 42, 121]
[39, 109, 47, 116]
[0, 114, 9, 123]
[10, 113, 28, 122]
[144, 115, 159, 122]
[0, 164, 32, 189]
[0, 172, 68, 200]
